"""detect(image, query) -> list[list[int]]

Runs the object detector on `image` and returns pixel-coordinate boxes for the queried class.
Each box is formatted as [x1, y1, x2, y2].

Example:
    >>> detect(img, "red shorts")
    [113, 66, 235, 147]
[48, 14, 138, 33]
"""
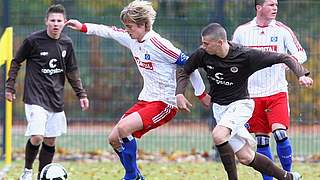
[122, 101, 177, 138]
[246, 92, 290, 133]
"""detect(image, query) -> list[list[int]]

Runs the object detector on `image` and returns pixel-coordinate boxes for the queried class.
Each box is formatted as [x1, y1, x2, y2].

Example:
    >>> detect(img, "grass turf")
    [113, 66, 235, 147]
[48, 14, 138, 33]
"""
[2, 160, 320, 180]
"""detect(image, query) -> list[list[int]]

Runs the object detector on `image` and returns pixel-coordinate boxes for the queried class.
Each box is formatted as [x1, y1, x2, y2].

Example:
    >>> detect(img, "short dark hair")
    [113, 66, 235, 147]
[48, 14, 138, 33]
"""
[46, 4, 66, 19]
[255, 0, 266, 6]
[201, 23, 227, 41]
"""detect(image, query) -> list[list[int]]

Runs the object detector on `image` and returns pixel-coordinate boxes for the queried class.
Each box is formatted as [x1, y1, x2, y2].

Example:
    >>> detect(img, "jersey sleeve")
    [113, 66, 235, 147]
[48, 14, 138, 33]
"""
[149, 36, 181, 63]
[190, 69, 205, 96]
[64, 41, 78, 73]
[6, 38, 33, 93]
[84, 23, 132, 49]
[231, 26, 242, 44]
[176, 49, 205, 95]
[281, 24, 307, 64]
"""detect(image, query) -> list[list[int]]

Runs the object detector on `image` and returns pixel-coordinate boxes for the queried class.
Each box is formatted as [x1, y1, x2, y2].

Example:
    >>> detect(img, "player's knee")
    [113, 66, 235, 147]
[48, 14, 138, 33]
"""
[117, 123, 129, 137]
[272, 129, 288, 142]
[107, 134, 117, 146]
[43, 138, 56, 146]
[256, 135, 270, 147]
[30, 135, 44, 145]
[212, 128, 227, 145]
[236, 147, 255, 165]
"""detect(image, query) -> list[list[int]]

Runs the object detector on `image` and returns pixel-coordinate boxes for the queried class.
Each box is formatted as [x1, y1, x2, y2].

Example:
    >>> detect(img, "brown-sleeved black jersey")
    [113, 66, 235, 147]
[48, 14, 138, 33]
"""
[177, 42, 309, 105]
[6, 29, 87, 112]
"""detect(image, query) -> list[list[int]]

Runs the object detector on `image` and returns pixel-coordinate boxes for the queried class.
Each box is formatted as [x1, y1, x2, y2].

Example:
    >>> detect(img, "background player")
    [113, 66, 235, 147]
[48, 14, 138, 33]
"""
[232, 1, 307, 179]
[66, 0, 205, 179]
[5, 4, 89, 180]
[176, 23, 312, 180]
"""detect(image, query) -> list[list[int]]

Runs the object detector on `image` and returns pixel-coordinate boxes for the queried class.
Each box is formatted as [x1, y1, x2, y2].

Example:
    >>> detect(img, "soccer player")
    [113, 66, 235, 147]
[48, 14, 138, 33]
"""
[65, 0, 205, 179]
[176, 23, 312, 180]
[5, 4, 89, 180]
[232, 1, 307, 179]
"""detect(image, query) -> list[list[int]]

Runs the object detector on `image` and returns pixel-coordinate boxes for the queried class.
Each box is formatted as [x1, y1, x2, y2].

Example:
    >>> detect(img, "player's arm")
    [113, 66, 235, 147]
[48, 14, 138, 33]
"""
[5, 38, 32, 101]
[66, 19, 131, 48]
[66, 69, 89, 111]
[176, 49, 209, 111]
[248, 49, 312, 87]
[282, 24, 307, 64]
[64, 44, 89, 111]
[175, 52, 206, 100]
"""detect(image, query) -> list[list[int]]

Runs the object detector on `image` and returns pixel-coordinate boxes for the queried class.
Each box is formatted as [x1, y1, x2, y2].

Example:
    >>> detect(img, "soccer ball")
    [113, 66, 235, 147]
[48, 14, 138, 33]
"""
[40, 163, 68, 180]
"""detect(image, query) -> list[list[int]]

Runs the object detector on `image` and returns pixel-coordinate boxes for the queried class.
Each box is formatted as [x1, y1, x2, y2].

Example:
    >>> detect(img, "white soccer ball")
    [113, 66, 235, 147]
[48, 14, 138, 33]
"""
[40, 163, 68, 180]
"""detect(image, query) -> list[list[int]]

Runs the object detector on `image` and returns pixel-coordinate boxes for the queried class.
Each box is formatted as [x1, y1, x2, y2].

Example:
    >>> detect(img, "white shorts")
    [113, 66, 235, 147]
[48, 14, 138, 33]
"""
[212, 99, 256, 152]
[25, 104, 67, 137]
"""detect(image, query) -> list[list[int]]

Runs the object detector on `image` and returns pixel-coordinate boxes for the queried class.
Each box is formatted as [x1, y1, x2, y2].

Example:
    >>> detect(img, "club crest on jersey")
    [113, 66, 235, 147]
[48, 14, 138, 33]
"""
[145, 53, 151, 60]
[230, 67, 238, 73]
[271, 36, 278, 42]
[62, 50, 66, 58]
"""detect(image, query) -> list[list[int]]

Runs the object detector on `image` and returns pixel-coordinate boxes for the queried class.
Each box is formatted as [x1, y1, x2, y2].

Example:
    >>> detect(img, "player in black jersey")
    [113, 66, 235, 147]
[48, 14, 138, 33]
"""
[5, 4, 89, 180]
[176, 23, 312, 180]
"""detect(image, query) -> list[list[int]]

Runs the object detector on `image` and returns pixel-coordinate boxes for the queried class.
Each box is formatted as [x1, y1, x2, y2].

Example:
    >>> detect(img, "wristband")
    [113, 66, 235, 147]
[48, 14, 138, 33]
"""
[80, 23, 88, 33]
[197, 92, 207, 100]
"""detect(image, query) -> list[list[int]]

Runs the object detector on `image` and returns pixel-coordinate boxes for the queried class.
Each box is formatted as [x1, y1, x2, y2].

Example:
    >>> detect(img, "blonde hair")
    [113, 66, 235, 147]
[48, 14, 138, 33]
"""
[120, 0, 156, 31]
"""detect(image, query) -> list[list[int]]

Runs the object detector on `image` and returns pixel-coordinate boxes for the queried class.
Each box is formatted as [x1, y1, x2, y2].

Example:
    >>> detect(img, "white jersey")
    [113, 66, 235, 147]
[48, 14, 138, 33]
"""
[84, 23, 204, 106]
[232, 17, 307, 97]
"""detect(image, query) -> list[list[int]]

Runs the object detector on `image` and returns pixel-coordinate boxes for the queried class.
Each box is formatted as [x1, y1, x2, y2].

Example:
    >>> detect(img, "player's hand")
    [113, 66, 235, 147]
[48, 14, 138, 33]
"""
[199, 94, 211, 109]
[5, 91, 16, 102]
[80, 97, 89, 111]
[176, 94, 192, 112]
[299, 76, 313, 87]
[65, 19, 83, 31]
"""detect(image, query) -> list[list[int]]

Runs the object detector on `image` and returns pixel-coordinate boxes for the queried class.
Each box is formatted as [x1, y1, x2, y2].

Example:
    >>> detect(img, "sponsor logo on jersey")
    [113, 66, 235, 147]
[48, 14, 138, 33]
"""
[230, 67, 238, 73]
[134, 56, 153, 70]
[271, 36, 278, 42]
[208, 72, 234, 86]
[40, 52, 48, 56]
[62, 50, 66, 58]
[41, 58, 64, 75]
[248, 45, 278, 52]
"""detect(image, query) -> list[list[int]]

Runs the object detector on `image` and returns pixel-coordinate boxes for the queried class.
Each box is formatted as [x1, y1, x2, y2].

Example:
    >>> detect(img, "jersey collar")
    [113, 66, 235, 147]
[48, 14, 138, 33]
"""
[251, 17, 277, 28]
[139, 30, 156, 43]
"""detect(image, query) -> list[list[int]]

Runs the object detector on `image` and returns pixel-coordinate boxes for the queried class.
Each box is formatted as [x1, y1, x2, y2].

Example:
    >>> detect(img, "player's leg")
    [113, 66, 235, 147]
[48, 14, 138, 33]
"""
[117, 112, 142, 180]
[36, 110, 67, 179]
[212, 99, 256, 180]
[236, 143, 300, 180]
[20, 104, 47, 180]
[273, 127, 292, 171]
[255, 134, 273, 180]
[108, 102, 144, 180]
[268, 92, 292, 171]
[247, 97, 273, 180]
[212, 125, 237, 179]
[38, 137, 56, 177]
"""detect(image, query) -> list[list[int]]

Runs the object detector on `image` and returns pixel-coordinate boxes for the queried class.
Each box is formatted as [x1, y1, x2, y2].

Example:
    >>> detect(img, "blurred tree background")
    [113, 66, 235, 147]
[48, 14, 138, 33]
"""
[1, 0, 319, 123]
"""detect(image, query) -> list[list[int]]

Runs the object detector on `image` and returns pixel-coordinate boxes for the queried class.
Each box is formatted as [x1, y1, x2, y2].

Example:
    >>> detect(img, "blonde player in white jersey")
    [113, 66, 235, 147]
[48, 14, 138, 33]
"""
[66, 1, 205, 179]
[232, 0, 307, 179]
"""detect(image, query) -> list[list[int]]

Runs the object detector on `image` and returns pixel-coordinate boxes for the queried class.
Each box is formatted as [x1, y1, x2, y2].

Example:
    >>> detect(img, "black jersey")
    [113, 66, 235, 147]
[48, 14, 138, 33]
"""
[177, 42, 309, 105]
[6, 30, 87, 112]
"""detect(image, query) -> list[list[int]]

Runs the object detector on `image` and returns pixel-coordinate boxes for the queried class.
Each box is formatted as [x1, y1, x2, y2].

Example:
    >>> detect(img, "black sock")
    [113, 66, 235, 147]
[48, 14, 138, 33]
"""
[38, 142, 55, 174]
[216, 141, 238, 180]
[25, 139, 40, 169]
